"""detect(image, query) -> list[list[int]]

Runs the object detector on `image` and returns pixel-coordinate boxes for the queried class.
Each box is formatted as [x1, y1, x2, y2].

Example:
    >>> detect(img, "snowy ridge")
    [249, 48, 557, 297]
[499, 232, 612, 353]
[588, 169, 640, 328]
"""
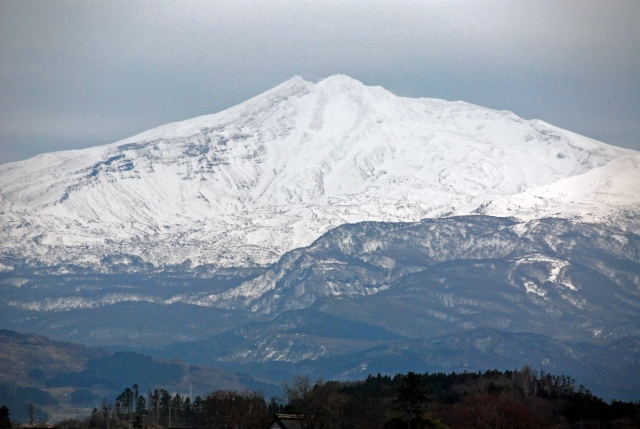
[481, 154, 640, 232]
[0, 75, 637, 271]
[8, 293, 160, 311]
[173, 216, 640, 339]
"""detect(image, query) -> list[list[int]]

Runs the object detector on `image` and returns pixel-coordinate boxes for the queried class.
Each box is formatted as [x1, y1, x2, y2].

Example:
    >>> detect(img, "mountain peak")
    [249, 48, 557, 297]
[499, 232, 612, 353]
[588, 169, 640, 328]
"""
[0, 76, 637, 271]
[315, 74, 366, 88]
[262, 75, 312, 97]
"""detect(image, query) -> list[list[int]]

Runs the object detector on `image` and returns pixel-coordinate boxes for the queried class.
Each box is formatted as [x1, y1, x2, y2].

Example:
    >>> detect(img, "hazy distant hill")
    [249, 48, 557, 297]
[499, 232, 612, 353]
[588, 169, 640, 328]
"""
[0, 329, 278, 423]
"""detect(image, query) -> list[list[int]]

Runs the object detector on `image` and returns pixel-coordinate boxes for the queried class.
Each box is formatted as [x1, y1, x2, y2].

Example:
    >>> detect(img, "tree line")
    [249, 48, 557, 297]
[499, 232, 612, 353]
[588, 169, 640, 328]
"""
[78, 386, 271, 429]
[4, 367, 640, 429]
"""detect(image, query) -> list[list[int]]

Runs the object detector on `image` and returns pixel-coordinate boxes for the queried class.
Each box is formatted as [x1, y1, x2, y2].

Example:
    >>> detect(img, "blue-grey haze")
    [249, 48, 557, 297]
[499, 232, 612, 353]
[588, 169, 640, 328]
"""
[1, 0, 639, 164]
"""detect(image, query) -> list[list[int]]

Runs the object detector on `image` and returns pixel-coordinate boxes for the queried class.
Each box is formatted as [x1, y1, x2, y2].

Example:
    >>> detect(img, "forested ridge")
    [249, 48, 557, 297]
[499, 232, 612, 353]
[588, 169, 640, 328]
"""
[3, 368, 640, 429]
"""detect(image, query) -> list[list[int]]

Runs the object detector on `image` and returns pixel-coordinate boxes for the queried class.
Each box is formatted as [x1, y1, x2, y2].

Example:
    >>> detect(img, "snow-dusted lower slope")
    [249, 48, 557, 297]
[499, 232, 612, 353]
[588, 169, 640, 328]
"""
[480, 154, 640, 232]
[0, 75, 636, 271]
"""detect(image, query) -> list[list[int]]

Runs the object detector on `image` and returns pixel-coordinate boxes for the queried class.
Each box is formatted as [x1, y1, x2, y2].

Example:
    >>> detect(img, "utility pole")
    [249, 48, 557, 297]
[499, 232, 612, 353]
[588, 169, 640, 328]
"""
[107, 405, 111, 429]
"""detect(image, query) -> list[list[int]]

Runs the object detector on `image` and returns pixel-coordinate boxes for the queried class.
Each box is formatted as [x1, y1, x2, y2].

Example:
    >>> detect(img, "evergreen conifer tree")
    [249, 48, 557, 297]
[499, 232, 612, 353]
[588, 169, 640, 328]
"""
[0, 406, 11, 429]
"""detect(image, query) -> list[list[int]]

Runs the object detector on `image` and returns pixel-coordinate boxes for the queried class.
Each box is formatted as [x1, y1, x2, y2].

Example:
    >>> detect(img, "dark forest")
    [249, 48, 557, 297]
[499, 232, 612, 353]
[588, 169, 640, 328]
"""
[5, 367, 640, 429]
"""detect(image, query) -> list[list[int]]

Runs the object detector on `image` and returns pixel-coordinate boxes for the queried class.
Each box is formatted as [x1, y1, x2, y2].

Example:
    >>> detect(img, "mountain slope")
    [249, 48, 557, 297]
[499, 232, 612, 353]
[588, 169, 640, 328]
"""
[156, 324, 640, 402]
[5, 215, 637, 347]
[176, 216, 640, 343]
[0, 75, 635, 271]
[482, 154, 640, 232]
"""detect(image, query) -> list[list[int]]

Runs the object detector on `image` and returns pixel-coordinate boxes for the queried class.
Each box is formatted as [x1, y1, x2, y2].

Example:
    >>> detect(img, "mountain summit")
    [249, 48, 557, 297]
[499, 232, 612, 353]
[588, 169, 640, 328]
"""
[0, 75, 637, 271]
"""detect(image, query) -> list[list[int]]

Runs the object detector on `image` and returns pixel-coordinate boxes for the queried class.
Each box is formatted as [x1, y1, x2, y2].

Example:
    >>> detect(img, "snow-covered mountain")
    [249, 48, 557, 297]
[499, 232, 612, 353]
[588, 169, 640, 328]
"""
[481, 155, 640, 230]
[170, 216, 640, 340]
[3, 75, 639, 400]
[0, 74, 637, 271]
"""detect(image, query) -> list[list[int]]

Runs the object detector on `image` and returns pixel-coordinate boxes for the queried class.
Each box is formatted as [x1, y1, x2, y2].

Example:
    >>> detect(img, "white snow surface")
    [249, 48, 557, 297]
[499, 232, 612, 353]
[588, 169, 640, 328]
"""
[0, 74, 637, 270]
[482, 154, 640, 232]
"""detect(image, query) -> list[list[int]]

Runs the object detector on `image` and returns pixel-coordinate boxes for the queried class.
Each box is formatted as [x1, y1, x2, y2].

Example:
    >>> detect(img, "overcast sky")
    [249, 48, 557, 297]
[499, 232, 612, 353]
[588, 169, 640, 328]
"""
[1, 0, 639, 164]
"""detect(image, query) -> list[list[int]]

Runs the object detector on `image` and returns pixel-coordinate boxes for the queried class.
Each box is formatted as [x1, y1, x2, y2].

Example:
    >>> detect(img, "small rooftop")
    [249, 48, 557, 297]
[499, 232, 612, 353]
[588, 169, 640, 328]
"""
[268, 413, 305, 429]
